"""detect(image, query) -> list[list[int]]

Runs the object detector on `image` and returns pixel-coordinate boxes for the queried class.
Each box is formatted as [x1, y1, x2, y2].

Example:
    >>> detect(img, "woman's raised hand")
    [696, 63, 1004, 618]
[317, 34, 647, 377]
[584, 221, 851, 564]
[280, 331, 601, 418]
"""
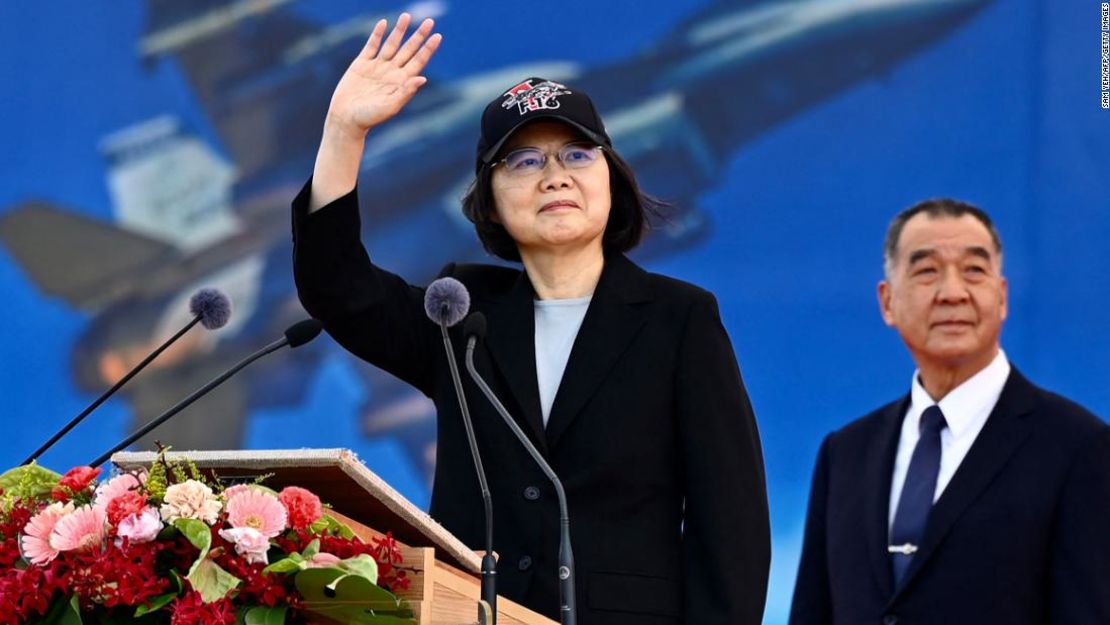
[311, 14, 441, 210]
[328, 14, 442, 134]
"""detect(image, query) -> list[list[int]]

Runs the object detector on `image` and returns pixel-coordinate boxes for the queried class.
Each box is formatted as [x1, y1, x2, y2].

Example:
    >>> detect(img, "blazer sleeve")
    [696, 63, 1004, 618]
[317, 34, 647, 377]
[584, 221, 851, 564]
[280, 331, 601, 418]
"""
[675, 291, 771, 625]
[788, 436, 833, 625]
[1049, 426, 1110, 624]
[291, 179, 439, 396]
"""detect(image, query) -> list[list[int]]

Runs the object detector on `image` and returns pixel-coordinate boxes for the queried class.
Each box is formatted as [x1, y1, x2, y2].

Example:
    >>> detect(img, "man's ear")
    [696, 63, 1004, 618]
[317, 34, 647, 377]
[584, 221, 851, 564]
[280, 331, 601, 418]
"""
[878, 280, 895, 326]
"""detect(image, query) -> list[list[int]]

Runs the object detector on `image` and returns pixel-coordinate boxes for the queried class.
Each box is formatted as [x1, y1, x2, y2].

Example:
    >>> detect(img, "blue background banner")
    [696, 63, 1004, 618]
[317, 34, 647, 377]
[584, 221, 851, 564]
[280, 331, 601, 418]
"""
[1, 1, 1106, 621]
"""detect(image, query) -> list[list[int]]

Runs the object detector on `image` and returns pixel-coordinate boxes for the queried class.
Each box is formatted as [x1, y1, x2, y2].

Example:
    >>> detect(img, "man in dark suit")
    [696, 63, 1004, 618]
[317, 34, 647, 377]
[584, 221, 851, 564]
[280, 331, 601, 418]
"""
[789, 199, 1110, 625]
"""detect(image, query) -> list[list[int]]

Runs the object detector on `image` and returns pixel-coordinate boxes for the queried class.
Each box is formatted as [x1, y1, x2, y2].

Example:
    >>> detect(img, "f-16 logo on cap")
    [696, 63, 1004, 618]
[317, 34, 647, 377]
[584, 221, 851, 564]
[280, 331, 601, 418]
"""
[501, 80, 572, 115]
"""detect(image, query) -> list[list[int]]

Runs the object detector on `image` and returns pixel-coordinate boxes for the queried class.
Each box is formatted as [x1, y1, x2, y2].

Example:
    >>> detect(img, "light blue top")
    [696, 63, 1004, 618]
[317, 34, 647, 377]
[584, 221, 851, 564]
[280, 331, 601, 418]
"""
[534, 295, 592, 426]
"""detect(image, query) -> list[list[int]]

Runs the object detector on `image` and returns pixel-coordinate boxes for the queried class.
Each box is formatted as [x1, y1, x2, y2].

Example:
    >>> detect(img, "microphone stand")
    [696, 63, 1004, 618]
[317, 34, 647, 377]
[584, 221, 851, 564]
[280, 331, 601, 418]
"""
[438, 319, 498, 623]
[89, 334, 289, 468]
[465, 338, 576, 625]
[24, 315, 203, 465]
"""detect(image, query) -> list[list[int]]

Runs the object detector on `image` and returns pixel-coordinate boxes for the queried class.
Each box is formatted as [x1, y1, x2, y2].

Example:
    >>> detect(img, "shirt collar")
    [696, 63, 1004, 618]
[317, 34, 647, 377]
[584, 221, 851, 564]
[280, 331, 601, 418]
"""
[908, 349, 1011, 439]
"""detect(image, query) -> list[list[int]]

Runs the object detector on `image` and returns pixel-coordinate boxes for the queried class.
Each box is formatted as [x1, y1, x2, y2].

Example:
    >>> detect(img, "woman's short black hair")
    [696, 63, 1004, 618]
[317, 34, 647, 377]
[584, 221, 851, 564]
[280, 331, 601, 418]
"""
[461, 146, 662, 262]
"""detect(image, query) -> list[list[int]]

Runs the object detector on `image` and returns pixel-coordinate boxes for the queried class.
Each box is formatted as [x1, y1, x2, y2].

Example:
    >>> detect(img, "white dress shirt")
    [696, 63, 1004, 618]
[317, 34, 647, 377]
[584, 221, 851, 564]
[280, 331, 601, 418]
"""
[888, 350, 1011, 530]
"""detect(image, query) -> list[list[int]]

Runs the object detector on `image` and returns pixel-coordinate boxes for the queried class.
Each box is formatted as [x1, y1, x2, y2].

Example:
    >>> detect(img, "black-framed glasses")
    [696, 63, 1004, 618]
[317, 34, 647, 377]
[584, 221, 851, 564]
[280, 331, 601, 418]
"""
[491, 142, 604, 177]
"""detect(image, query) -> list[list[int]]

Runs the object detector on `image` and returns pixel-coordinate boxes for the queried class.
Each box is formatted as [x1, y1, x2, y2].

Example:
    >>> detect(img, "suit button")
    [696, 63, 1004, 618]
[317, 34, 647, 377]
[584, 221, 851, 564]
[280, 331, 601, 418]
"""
[882, 615, 898, 625]
[518, 555, 533, 571]
[523, 486, 541, 501]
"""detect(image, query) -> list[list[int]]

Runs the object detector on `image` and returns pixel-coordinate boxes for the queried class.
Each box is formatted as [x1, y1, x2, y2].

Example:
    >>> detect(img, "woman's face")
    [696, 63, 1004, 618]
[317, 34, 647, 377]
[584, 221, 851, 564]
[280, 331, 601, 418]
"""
[490, 121, 611, 257]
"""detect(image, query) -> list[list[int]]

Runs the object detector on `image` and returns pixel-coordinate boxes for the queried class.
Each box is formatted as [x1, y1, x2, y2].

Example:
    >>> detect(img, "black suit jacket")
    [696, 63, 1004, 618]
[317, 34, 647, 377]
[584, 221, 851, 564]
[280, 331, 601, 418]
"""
[292, 183, 770, 625]
[789, 368, 1110, 625]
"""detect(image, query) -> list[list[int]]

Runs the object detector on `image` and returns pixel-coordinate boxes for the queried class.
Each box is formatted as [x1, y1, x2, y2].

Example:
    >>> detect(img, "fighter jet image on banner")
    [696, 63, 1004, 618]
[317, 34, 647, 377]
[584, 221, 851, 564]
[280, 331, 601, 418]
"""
[0, 0, 991, 481]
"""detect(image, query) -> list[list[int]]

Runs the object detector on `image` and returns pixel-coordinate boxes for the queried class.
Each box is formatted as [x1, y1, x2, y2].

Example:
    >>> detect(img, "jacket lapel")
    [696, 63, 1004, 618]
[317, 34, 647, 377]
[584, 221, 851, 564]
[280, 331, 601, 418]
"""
[866, 396, 908, 600]
[482, 270, 548, 453]
[544, 254, 651, 450]
[888, 369, 1038, 602]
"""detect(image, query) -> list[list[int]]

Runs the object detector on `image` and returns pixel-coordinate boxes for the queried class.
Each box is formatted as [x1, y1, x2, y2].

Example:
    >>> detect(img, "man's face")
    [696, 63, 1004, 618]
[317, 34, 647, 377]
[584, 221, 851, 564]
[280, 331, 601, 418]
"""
[878, 213, 1007, 373]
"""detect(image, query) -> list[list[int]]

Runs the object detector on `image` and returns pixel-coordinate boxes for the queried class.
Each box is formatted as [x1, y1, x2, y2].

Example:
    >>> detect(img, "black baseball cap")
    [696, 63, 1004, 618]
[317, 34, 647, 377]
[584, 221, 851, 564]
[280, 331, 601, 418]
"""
[475, 77, 611, 174]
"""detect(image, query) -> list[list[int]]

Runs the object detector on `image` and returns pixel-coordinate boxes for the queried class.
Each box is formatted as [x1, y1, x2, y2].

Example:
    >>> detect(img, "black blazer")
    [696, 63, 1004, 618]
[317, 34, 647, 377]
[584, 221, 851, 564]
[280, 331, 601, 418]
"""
[292, 183, 770, 625]
[789, 368, 1110, 625]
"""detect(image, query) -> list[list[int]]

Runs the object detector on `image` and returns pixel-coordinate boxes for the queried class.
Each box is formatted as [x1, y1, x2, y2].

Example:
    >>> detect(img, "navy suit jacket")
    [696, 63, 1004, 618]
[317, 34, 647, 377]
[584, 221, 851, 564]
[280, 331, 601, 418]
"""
[790, 368, 1110, 625]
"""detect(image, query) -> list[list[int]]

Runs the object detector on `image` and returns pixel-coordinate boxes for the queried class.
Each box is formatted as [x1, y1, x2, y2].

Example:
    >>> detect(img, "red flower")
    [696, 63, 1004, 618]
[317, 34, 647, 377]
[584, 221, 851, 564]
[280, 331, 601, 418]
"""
[105, 491, 149, 528]
[0, 502, 34, 567]
[51, 466, 101, 501]
[210, 531, 293, 608]
[0, 556, 68, 624]
[278, 487, 323, 530]
[66, 542, 172, 610]
[273, 530, 411, 593]
[170, 590, 237, 625]
[59, 466, 101, 492]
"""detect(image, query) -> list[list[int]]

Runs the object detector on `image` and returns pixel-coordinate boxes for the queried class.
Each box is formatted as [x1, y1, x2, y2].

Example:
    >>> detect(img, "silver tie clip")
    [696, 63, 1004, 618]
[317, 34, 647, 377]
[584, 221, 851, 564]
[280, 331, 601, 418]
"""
[888, 543, 918, 555]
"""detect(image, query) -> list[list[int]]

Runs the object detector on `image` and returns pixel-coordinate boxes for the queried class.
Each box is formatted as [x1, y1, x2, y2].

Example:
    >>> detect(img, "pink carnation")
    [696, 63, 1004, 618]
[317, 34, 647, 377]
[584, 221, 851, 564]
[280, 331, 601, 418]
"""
[225, 490, 286, 538]
[218, 527, 271, 564]
[49, 505, 107, 553]
[19, 501, 74, 565]
[117, 507, 163, 544]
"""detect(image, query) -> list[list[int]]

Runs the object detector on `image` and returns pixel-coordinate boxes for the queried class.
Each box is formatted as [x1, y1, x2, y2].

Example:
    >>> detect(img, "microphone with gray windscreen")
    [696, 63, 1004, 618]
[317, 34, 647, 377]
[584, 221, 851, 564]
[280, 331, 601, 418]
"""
[424, 278, 497, 623]
[23, 288, 233, 465]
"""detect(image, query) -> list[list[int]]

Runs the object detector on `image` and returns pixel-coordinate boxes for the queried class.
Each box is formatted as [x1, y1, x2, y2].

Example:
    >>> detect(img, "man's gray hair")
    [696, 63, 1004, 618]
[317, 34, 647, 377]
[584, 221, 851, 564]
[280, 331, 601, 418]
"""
[883, 198, 1003, 279]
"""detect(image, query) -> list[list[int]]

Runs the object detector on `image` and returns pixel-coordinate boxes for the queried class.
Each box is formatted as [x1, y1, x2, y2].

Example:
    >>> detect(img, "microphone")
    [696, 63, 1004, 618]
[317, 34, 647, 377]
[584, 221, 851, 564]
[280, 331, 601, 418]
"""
[463, 312, 577, 625]
[424, 278, 497, 624]
[23, 288, 233, 465]
[88, 318, 322, 468]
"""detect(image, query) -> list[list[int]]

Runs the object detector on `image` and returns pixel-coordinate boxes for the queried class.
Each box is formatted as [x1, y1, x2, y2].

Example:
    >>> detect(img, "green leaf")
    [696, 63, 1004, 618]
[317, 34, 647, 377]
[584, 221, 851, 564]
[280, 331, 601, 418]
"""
[302, 538, 320, 561]
[169, 569, 185, 592]
[187, 558, 241, 603]
[173, 518, 212, 577]
[262, 554, 304, 575]
[133, 589, 178, 617]
[36, 594, 82, 625]
[174, 518, 212, 552]
[0, 464, 62, 500]
[322, 514, 355, 539]
[295, 568, 414, 624]
[244, 605, 288, 625]
[155, 525, 177, 541]
[340, 554, 379, 585]
[307, 516, 330, 535]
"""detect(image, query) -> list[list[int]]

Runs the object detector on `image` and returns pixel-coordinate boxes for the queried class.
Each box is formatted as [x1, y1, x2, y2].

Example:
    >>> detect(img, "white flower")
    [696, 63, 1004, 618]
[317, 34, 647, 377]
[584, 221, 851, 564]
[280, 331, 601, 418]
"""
[117, 507, 163, 544]
[160, 480, 222, 525]
[218, 527, 271, 565]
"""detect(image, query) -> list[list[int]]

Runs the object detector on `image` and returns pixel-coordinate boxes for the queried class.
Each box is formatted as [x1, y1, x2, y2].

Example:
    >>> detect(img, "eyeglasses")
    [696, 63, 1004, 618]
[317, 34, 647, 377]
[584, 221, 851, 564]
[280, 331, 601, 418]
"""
[491, 142, 604, 177]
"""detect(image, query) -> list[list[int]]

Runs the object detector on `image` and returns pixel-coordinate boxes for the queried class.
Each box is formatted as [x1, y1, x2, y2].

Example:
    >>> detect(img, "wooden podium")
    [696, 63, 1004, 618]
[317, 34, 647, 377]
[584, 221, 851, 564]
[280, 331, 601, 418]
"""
[111, 449, 557, 625]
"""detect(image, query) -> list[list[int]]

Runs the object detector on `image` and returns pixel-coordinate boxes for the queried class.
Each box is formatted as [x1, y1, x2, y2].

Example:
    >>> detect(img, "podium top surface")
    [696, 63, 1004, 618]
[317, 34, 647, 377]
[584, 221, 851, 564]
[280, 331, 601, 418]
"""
[111, 448, 480, 574]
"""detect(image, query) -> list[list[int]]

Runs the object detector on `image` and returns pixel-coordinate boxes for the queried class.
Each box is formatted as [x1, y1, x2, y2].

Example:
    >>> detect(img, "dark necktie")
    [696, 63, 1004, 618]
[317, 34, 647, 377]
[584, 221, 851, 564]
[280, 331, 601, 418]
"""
[889, 404, 947, 587]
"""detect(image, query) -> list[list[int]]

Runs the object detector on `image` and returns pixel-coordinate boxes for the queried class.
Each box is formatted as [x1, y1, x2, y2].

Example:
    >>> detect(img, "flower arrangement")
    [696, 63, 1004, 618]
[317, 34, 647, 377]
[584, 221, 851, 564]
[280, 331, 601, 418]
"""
[0, 454, 415, 624]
